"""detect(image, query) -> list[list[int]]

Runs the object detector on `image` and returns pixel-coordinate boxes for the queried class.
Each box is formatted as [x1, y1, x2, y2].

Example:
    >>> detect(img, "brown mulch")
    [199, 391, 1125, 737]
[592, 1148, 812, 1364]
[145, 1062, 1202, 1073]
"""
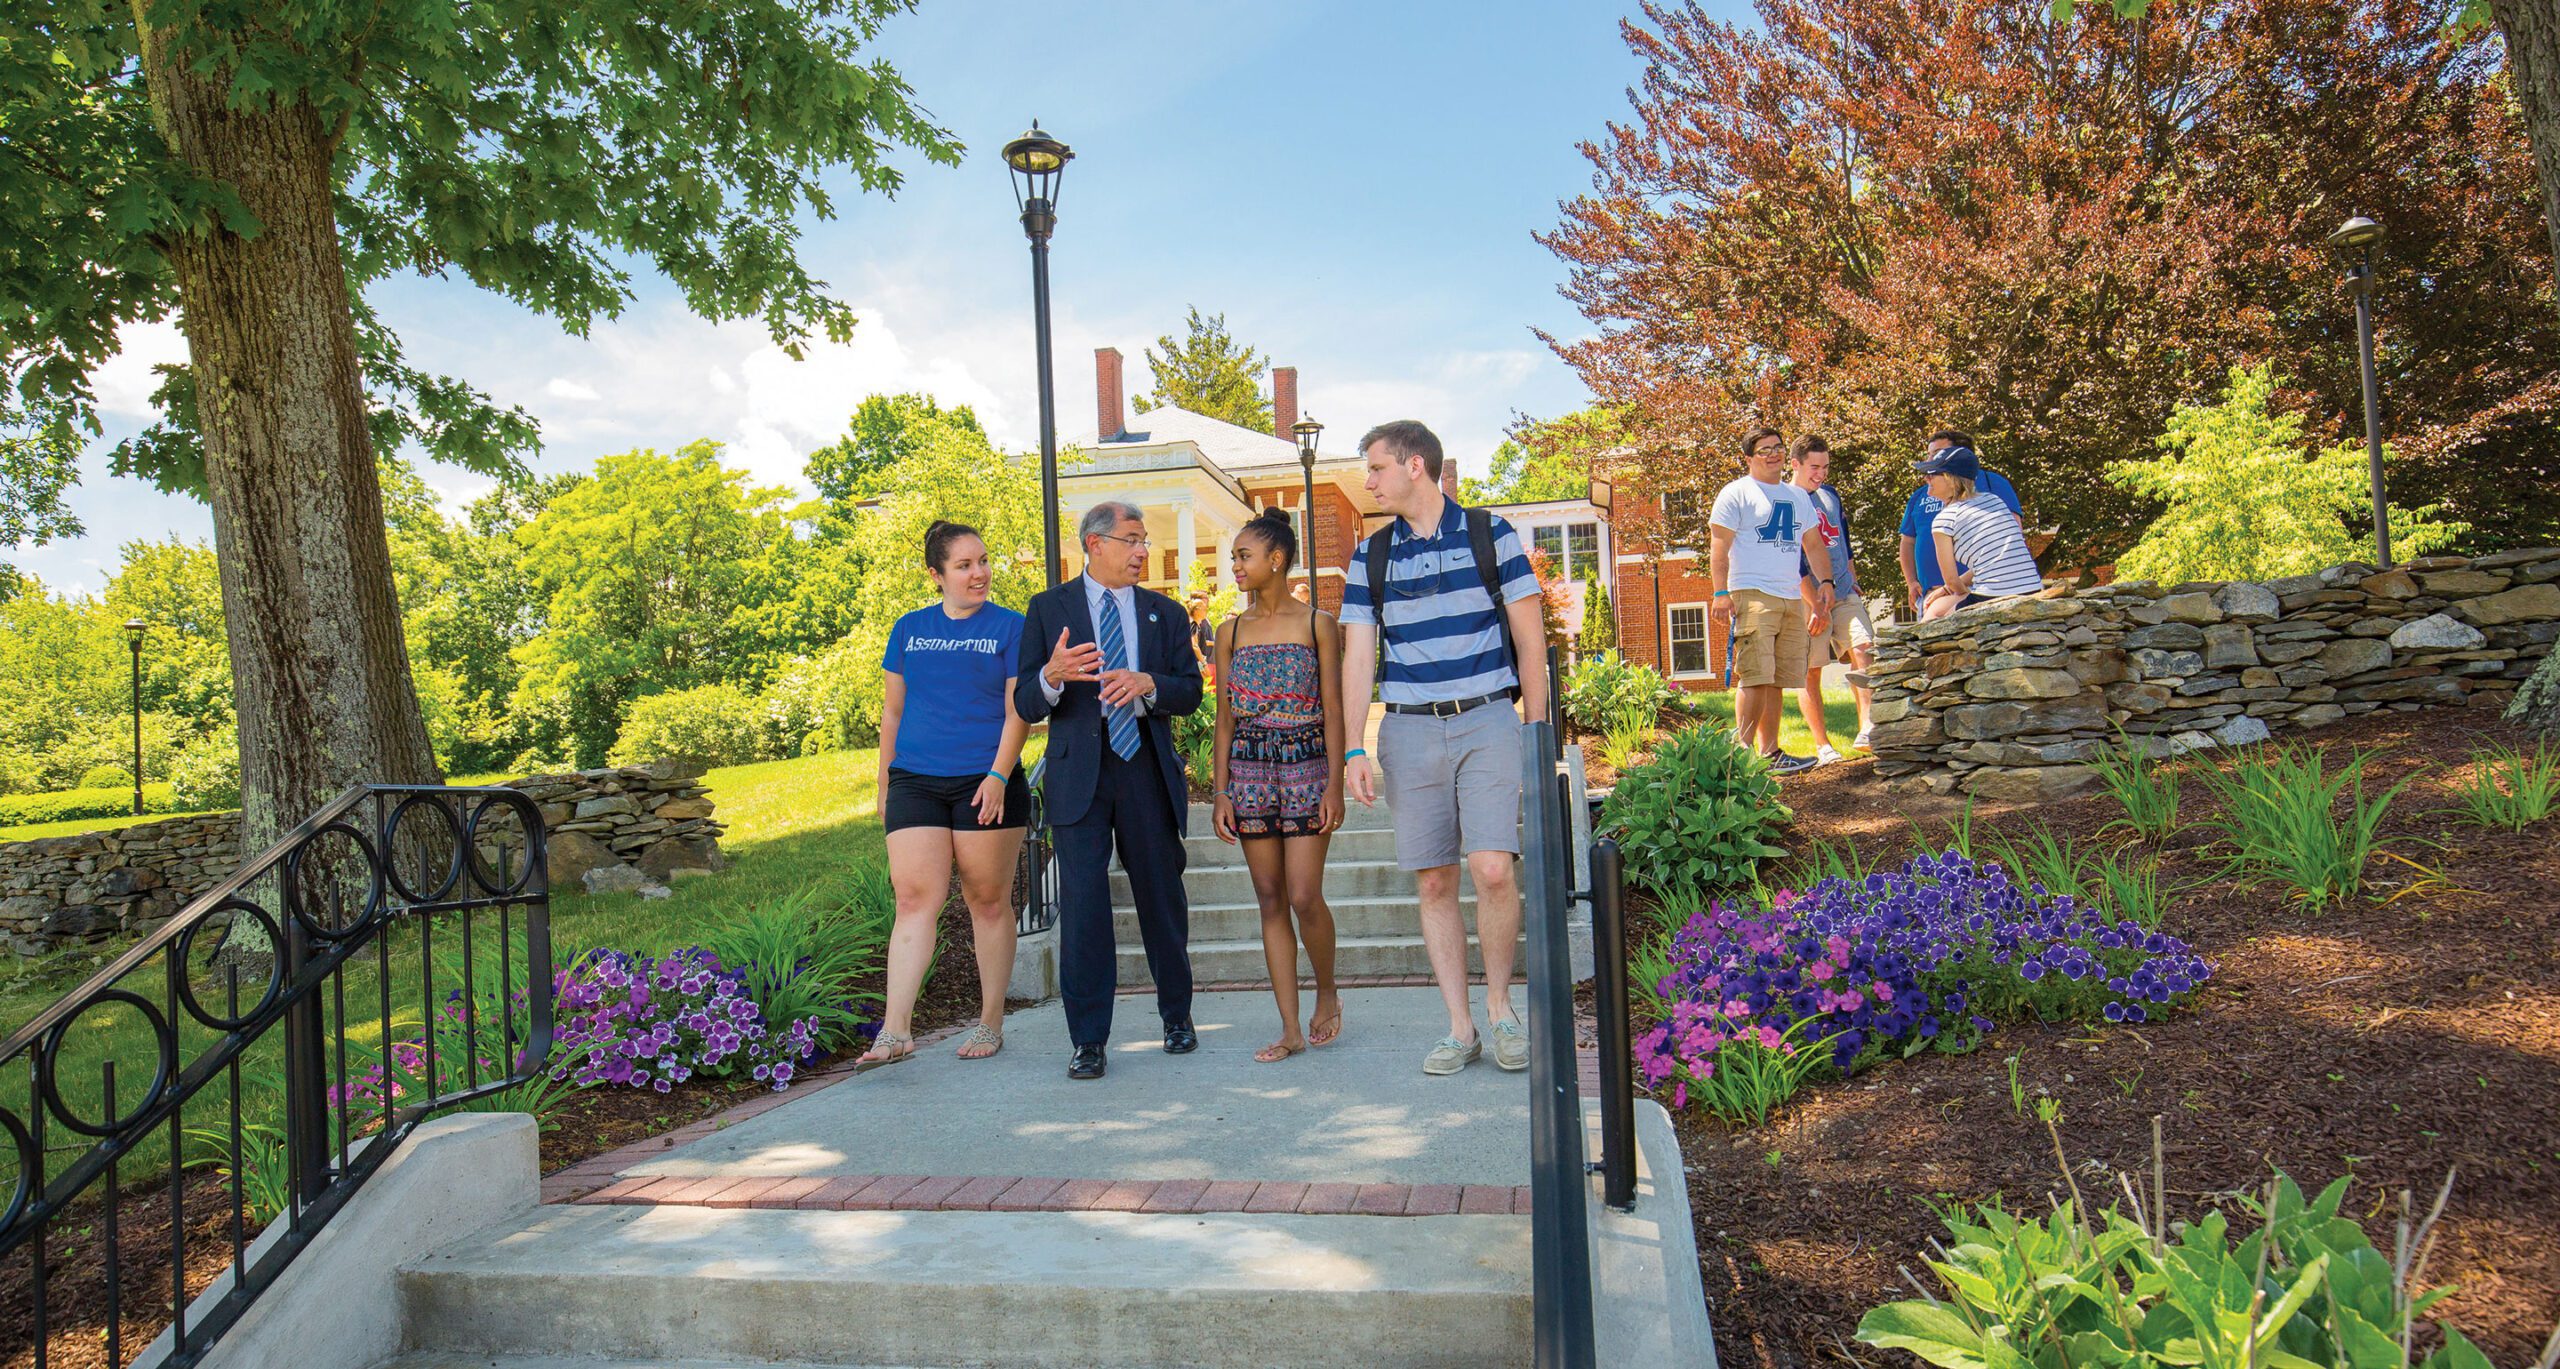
[1, 890, 1004, 1369]
[1663, 707, 2560, 1369]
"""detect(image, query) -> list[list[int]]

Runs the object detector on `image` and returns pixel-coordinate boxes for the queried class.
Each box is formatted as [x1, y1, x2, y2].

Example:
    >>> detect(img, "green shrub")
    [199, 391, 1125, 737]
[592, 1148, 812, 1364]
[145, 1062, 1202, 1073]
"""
[0, 784, 179, 827]
[168, 725, 241, 811]
[1599, 724, 1790, 904]
[700, 878, 893, 1055]
[1564, 651, 1675, 737]
[1859, 1166, 2510, 1369]
[78, 764, 132, 790]
[2195, 742, 2413, 910]
[2447, 740, 2560, 832]
[610, 683, 767, 768]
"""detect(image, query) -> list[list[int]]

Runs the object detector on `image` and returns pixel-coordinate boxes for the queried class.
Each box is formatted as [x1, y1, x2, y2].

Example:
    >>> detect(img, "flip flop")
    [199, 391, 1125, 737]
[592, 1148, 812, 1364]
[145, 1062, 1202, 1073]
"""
[955, 1024, 1003, 1060]
[852, 1032, 914, 1072]
[1309, 1005, 1344, 1048]
[1253, 1039, 1308, 1063]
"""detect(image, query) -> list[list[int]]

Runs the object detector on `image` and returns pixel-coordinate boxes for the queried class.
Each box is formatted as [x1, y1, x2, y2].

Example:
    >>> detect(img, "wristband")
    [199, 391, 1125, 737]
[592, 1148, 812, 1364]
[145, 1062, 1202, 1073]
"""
[1713, 589, 1731, 598]
[988, 770, 1006, 783]
[1344, 748, 1368, 760]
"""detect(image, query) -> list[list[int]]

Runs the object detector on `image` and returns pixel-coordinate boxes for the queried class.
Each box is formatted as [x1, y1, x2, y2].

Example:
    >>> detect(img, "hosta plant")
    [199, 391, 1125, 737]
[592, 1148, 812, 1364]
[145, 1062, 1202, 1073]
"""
[1600, 723, 1790, 904]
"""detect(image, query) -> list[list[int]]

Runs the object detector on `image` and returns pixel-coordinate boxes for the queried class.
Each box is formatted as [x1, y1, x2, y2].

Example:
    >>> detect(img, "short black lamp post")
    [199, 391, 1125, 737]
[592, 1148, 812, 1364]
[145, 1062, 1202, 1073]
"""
[1004, 122, 1076, 587]
[1586, 474, 1618, 654]
[1293, 416, 1325, 608]
[123, 618, 146, 815]
[2328, 215, 2393, 569]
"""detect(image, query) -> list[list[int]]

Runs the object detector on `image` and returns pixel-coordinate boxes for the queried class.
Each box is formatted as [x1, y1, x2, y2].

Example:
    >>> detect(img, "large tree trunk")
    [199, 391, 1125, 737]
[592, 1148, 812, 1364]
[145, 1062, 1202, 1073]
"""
[2496, 0, 2560, 291]
[134, 14, 441, 857]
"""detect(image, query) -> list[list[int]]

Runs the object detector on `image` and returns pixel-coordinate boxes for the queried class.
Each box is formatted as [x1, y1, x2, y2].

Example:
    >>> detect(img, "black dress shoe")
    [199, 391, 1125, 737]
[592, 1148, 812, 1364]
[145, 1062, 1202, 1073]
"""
[1163, 1019, 1199, 1055]
[1069, 1044, 1107, 1080]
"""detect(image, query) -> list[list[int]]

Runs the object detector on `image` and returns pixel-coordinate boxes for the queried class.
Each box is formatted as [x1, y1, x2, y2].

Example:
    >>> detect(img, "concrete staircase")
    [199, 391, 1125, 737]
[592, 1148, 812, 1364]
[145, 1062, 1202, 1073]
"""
[1110, 799, 1521, 985]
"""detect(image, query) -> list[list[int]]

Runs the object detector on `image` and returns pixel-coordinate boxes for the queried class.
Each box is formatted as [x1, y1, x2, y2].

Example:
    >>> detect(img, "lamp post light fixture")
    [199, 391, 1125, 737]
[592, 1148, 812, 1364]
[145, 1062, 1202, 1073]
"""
[123, 619, 146, 816]
[1293, 416, 1325, 609]
[2327, 214, 2393, 569]
[1004, 122, 1076, 586]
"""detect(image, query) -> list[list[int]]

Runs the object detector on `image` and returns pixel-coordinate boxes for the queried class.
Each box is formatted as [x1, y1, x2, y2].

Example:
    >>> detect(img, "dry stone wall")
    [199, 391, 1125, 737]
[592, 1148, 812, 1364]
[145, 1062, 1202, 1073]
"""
[0, 760, 725, 958]
[1866, 549, 2560, 801]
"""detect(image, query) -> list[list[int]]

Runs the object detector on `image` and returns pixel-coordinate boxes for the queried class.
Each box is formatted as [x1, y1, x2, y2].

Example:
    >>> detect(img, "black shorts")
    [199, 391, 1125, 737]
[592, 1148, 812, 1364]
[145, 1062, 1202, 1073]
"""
[884, 767, 1031, 833]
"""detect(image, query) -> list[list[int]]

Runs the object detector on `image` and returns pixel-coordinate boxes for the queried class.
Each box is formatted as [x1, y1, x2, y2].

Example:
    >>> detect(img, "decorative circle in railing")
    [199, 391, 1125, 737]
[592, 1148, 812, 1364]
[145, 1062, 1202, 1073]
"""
[173, 900, 285, 1031]
[0, 1104, 33, 1232]
[37, 989, 176, 1137]
[282, 821, 387, 940]
[465, 795, 537, 898]
[385, 792, 467, 905]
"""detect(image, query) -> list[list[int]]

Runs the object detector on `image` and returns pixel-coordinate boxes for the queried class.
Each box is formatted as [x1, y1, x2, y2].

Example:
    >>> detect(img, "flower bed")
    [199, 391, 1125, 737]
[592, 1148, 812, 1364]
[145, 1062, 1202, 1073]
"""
[1637, 850, 2214, 1107]
[553, 946, 828, 1093]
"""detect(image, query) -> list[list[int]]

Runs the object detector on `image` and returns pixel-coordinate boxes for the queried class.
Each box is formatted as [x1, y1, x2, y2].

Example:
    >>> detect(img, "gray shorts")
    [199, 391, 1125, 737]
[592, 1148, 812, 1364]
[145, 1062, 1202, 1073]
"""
[1377, 705, 1525, 871]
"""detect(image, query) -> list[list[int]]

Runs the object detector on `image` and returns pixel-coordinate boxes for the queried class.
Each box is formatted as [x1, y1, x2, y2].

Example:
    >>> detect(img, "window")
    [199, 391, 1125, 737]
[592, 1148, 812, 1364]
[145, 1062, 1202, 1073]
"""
[1661, 490, 1702, 526]
[1532, 524, 1564, 564]
[1668, 603, 1711, 677]
[1567, 522, 1599, 571]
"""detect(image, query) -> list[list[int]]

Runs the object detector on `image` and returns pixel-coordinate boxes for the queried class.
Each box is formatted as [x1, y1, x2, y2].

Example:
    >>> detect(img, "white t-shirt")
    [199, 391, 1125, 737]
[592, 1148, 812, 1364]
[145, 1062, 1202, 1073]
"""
[1933, 494, 2043, 598]
[1710, 476, 1818, 599]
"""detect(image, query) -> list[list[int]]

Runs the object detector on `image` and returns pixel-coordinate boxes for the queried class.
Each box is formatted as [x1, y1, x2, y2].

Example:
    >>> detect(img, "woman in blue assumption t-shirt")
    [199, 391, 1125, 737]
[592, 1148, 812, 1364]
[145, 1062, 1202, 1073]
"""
[856, 520, 1030, 1069]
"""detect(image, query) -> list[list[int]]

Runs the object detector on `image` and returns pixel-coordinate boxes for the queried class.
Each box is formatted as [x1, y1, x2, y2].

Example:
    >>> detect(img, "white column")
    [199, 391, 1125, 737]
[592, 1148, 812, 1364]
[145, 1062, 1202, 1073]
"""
[1176, 499, 1198, 593]
[1215, 527, 1234, 594]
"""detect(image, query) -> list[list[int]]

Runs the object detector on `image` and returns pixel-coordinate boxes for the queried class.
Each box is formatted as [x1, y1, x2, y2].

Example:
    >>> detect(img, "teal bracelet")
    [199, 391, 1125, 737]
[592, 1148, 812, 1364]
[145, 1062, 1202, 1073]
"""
[987, 770, 1006, 783]
[1344, 748, 1368, 760]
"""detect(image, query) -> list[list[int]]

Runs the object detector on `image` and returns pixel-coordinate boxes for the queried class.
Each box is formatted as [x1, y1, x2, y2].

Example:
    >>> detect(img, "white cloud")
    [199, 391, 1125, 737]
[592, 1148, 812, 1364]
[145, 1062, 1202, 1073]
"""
[88, 319, 190, 419]
[543, 377, 601, 402]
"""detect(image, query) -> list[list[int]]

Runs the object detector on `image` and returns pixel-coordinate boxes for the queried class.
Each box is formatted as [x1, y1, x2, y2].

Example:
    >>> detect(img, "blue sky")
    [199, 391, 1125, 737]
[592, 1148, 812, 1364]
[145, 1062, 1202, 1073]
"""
[33, 1, 1733, 595]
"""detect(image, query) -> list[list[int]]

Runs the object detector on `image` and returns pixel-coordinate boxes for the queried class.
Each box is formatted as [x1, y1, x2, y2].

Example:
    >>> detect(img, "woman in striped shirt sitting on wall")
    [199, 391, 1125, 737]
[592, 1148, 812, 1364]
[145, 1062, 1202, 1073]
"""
[1916, 444, 2043, 620]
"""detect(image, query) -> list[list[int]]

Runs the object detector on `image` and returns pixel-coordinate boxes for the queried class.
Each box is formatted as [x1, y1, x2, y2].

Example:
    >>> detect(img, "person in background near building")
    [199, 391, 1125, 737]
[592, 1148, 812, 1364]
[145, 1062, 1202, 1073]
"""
[1212, 509, 1346, 1063]
[860, 520, 1031, 1068]
[1898, 430, 2021, 617]
[1788, 436, 1875, 760]
[1918, 445, 2045, 618]
[1187, 591, 1217, 665]
[1015, 501, 1205, 1082]
[1341, 419, 1548, 1078]
[1710, 428, 1834, 776]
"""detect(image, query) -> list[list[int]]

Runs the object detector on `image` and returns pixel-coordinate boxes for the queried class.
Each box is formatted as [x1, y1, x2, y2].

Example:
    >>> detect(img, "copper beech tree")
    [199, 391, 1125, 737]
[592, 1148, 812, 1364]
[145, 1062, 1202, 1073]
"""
[1544, 0, 2560, 582]
[4, 0, 956, 849]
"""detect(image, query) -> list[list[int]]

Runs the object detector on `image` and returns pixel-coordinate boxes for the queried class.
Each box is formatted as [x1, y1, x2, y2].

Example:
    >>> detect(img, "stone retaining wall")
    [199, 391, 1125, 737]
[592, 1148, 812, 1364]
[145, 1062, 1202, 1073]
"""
[0, 761, 725, 957]
[1866, 549, 2560, 801]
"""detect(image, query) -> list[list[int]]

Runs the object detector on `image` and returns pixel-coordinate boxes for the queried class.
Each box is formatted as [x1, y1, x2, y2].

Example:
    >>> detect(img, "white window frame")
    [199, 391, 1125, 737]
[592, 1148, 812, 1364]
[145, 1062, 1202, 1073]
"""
[1666, 600, 1715, 680]
[1531, 523, 1566, 566]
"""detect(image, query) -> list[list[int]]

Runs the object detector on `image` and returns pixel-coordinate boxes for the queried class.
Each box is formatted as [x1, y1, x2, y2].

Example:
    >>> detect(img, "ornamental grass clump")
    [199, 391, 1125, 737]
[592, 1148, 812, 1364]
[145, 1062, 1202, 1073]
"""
[1636, 851, 2213, 1117]
[552, 947, 825, 1093]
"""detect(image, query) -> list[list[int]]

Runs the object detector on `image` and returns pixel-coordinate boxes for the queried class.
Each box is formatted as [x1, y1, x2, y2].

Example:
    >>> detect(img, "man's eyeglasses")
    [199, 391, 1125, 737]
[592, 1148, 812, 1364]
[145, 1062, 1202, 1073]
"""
[1095, 531, 1151, 551]
[1750, 443, 1786, 458]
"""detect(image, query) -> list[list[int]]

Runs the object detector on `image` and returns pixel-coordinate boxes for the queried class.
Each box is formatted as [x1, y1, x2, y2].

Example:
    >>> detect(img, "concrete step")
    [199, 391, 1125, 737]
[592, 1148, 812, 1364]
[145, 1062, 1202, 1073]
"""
[1120, 931, 1525, 985]
[1113, 892, 1474, 945]
[1113, 858, 1452, 905]
[1184, 800, 1396, 833]
[1177, 826, 1401, 867]
[380, 1358, 928, 1369]
[399, 1203, 1531, 1369]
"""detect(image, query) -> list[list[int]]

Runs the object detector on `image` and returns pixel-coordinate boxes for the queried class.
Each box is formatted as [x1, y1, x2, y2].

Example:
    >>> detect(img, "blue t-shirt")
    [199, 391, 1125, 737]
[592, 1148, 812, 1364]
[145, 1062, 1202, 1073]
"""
[879, 603, 1025, 778]
[1900, 468, 2022, 591]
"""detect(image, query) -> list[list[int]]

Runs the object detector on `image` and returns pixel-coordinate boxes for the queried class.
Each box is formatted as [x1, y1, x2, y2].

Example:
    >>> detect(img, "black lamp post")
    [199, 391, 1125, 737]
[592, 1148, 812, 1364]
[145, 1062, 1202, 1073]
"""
[2328, 214, 2393, 569]
[1004, 123, 1075, 587]
[1293, 416, 1324, 608]
[1586, 474, 1618, 654]
[122, 618, 146, 816]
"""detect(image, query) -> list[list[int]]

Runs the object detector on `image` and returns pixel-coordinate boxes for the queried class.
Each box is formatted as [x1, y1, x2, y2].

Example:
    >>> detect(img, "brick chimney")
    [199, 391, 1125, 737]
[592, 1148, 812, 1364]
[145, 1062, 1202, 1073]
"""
[1271, 366, 1298, 440]
[1441, 458, 1460, 500]
[1095, 347, 1124, 440]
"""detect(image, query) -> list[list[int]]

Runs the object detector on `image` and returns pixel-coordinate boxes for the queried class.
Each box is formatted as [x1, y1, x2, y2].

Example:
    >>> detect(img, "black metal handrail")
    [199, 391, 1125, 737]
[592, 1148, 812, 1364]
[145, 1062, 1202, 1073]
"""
[1521, 715, 1597, 1369]
[0, 783, 551, 1369]
[1016, 757, 1056, 937]
[1588, 839, 1635, 1211]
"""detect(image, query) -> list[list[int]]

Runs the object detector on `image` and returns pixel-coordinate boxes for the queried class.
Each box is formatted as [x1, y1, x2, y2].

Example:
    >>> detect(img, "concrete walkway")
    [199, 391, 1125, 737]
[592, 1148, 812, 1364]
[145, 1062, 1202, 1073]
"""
[608, 986, 1534, 1191]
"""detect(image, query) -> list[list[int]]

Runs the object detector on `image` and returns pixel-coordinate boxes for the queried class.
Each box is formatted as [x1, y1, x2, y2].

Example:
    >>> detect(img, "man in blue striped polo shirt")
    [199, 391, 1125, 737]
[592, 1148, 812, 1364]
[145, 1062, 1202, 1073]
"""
[1340, 420, 1549, 1077]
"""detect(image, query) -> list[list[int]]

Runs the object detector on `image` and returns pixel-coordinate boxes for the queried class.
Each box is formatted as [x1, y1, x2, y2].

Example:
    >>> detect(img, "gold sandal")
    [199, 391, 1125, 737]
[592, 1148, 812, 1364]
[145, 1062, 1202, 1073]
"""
[956, 1024, 1004, 1060]
[854, 1031, 914, 1071]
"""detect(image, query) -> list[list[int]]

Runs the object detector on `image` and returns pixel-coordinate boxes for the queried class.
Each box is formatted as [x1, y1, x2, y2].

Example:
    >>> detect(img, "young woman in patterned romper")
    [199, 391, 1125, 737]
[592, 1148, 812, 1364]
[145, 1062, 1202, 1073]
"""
[1211, 511, 1346, 1062]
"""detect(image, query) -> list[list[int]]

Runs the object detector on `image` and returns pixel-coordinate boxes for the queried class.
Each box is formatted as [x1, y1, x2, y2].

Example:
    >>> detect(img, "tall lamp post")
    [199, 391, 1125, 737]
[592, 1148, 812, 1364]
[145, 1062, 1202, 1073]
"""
[1004, 123, 1076, 586]
[2328, 215, 2393, 569]
[1293, 416, 1325, 608]
[1586, 474, 1617, 654]
[123, 619, 146, 816]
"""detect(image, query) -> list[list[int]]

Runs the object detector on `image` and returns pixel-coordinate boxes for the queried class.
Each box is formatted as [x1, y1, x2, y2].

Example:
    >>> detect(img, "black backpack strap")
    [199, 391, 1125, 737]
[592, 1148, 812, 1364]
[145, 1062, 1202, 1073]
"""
[1365, 524, 1396, 670]
[1465, 506, 1522, 690]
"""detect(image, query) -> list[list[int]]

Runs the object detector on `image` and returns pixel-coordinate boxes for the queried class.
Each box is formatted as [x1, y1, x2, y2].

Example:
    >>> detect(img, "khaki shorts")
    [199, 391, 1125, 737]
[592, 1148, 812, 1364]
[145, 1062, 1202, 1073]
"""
[1811, 595, 1876, 669]
[1727, 589, 1808, 689]
[1377, 704, 1525, 871]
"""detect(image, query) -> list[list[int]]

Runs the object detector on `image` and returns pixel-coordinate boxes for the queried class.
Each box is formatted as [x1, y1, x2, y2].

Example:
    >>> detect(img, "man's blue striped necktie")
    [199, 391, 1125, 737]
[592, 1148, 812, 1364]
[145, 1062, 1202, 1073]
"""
[1096, 596, 1140, 759]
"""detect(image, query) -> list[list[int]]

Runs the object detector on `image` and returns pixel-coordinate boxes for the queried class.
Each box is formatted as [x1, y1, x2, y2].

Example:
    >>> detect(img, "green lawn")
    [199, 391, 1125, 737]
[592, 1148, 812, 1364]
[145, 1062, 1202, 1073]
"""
[0, 746, 890, 1193]
[0, 806, 223, 843]
[1666, 687, 1869, 761]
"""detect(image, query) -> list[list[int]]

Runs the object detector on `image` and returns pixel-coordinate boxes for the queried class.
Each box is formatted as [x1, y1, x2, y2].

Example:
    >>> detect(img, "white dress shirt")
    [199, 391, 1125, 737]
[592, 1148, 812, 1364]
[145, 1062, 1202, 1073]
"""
[1041, 574, 1161, 710]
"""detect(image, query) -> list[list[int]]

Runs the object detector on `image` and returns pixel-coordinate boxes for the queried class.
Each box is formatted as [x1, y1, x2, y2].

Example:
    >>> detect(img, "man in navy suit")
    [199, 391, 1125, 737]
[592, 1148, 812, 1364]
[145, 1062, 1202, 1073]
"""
[1016, 501, 1204, 1080]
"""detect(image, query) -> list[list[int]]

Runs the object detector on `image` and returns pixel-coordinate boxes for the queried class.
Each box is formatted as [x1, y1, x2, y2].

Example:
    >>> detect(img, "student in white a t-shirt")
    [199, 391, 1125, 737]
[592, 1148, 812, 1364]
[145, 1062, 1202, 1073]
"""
[1707, 427, 1834, 774]
[1914, 444, 2041, 618]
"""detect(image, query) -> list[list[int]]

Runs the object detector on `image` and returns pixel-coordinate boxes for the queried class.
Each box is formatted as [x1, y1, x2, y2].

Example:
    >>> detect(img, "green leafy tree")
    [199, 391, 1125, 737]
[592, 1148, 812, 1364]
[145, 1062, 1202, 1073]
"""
[511, 444, 796, 767]
[5, 0, 956, 845]
[102, 538, 232, 739]
[1581, 575, 1617, 657]
[0, 402, 82, 576]
[807, 394, 986, 504]
[1462, 410, 1619, 505]
[2105, 364, 2467, 584]
[1131, 308, 1273, 432]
